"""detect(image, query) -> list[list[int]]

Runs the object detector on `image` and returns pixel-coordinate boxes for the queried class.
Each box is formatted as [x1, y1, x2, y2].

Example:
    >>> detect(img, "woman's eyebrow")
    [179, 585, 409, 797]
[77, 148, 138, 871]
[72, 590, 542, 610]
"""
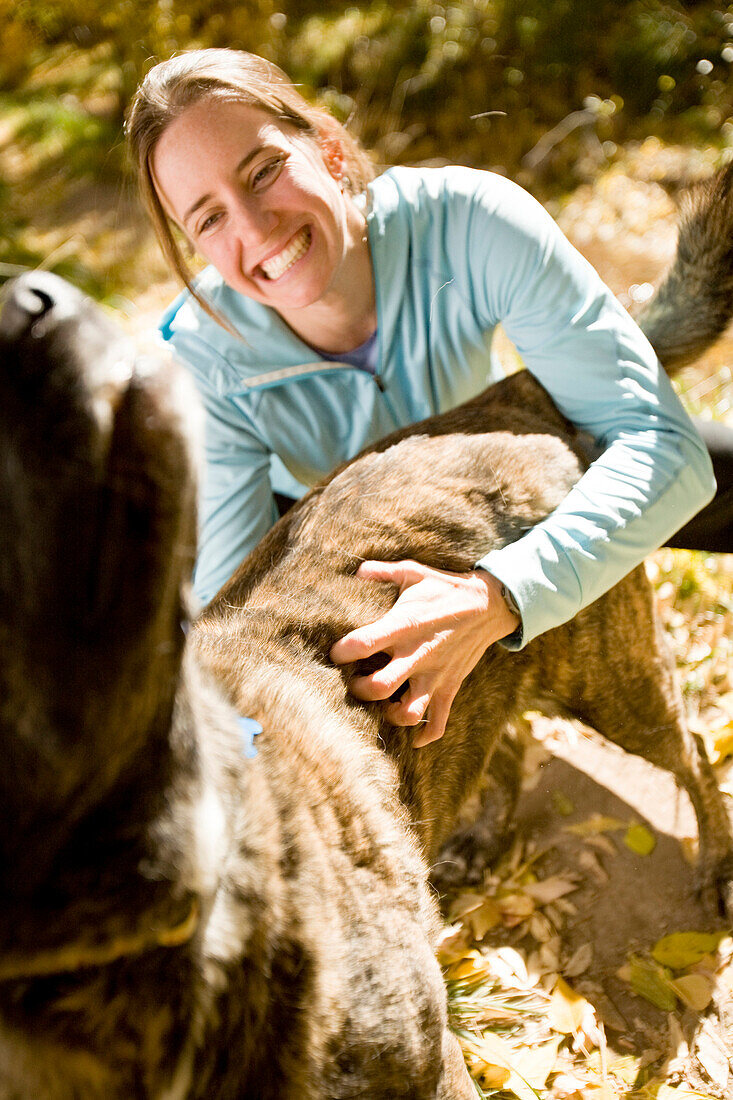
[182, 147, 265, 225]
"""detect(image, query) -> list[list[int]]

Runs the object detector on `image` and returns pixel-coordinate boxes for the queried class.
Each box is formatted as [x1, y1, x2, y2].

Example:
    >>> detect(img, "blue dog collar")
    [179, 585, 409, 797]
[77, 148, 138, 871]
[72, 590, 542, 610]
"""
[238, 716, 262, 759]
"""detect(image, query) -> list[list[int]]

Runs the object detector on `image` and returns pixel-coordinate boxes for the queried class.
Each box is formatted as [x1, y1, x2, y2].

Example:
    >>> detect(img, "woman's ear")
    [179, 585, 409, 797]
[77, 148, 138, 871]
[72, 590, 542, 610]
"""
[317, 122, 346, 185]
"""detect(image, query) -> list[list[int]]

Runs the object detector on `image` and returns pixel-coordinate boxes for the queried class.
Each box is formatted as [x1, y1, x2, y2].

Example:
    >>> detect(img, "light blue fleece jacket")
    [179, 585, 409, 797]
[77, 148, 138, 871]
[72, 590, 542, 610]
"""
[160, 165, 715, 646]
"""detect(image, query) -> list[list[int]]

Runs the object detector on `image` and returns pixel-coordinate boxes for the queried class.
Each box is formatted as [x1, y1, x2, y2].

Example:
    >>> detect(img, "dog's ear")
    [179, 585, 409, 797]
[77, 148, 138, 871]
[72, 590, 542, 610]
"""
[0, 275, 199, 887]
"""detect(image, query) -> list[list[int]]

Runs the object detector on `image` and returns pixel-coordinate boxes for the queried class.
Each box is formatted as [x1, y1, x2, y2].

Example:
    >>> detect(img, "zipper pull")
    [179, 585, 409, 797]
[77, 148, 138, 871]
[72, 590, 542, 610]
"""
[373, 373, 385, 392]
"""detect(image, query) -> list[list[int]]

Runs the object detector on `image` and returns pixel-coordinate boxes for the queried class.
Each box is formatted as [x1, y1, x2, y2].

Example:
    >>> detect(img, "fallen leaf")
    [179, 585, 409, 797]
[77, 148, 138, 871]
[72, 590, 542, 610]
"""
[552, 790, 575, 815]
[498, 893, 536, 927]
[522, 876, 578, 904]
[584, 833, 618, 857]
[463, 1038, 511, 1089]
[651, 930, 727, 970]
[565, 814, 626, 837]
[670, 972, 714, 1011]
[488, 946, 531, 985]
[509, 1038, 560, 1096]
[435, 924, 471, 965]
[694, 1020, 730, 1089]
[528, 912, 555, 943]
[460, 1032, 515, 1089]
[564, 941, 593, 977]
[539, 937, 563, 973]
[653, 1085, 718, 1100]
[469, 1031, 559, 1100]
[446, 950, 493, 981]
[578, 848, 610, 882]
[623, 955, 677, 1011]
[549, 976, 590, 1034]
[551, 1070, 591, 1096]
[448, 892, 489, 922]
[623, 823, 657, 856]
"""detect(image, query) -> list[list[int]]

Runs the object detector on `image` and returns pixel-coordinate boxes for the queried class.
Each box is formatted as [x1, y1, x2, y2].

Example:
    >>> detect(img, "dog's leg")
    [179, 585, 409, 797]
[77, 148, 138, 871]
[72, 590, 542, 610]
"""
[430, 729, 524, 892]
[546, 569, 733, 918]
[437, 1029, 478, 1099]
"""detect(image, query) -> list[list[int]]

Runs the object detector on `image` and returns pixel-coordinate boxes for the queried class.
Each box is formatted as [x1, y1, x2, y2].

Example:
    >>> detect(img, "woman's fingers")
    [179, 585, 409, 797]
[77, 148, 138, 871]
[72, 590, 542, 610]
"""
[349, 654, 418, 701]
[355, 559, 426, 588]
[384, 685, 431, 727]
[412, 690, 455, 748]
[329, 561, 431, 664]
[330, 613, 416, 663]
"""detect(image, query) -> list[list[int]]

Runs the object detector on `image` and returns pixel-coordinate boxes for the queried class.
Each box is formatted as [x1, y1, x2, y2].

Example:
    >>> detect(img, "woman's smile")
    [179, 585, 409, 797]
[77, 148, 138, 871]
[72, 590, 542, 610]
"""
[257, 226, 312, 281]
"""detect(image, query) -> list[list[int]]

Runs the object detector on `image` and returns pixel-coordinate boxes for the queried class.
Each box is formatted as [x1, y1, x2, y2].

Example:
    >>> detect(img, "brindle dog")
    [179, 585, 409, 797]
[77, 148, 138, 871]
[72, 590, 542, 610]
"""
[0, 165, 732, 1099]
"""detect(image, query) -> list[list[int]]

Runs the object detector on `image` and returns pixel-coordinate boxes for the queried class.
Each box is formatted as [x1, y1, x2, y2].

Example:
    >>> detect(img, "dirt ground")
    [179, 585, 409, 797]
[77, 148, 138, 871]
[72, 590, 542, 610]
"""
[516, 720, 732, 1095]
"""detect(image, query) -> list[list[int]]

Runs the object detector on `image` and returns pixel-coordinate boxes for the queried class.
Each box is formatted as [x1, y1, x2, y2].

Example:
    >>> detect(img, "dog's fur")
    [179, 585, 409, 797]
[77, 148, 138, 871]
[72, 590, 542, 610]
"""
[0, 164, 732, 1099]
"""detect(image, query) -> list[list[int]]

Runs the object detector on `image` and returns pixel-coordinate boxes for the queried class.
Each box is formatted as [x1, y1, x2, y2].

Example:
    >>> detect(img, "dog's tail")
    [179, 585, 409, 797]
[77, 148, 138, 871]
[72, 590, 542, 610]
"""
[635, 159, 733, 376]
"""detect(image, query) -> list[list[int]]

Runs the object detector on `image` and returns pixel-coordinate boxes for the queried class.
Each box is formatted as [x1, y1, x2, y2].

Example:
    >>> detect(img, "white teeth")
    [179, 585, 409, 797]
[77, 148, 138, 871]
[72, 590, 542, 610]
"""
[259, 227, 311, 280]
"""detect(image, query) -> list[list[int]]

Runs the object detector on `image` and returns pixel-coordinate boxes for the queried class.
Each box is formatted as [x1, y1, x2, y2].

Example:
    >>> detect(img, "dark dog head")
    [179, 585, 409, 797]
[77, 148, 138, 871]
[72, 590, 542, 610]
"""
[0, 272, 201, 893]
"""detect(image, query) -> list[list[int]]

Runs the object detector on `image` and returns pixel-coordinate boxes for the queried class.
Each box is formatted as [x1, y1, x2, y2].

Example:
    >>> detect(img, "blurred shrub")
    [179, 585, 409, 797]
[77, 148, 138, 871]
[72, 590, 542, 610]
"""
[3, 0, 733, 291]
[4, 0, 733, 155]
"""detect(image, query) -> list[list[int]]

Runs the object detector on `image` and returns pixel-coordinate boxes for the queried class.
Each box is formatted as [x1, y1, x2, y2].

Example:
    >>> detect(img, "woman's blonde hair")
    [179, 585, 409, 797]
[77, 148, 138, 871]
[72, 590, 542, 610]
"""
[126, 48, 374, 323]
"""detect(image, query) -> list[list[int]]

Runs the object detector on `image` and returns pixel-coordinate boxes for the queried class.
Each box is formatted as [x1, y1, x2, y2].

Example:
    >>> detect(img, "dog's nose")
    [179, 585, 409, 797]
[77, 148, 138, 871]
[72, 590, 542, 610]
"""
[0, 272, 84, 339]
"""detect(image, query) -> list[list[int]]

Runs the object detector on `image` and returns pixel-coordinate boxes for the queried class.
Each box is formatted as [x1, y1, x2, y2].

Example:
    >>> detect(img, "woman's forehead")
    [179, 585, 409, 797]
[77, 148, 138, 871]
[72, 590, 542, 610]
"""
[163, 97, 293, 153]
[151, 100, 298, 217]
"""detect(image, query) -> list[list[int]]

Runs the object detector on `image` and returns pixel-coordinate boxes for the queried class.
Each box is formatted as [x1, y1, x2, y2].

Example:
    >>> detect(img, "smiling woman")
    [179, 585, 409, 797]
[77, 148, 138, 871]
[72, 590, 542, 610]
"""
[126, 48, 725, 747]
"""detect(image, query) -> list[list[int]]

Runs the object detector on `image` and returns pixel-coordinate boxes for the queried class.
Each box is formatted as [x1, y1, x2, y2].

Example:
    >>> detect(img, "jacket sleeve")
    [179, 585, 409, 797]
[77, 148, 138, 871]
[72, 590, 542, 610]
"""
[460, 173, 716, 647]
[192, 387, 278, 604]
[161, 327, 278, 605]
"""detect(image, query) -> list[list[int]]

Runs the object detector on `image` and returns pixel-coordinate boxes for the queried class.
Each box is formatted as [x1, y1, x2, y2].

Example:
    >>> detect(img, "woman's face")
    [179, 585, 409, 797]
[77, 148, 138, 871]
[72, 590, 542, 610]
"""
[151, 97, 367, 316]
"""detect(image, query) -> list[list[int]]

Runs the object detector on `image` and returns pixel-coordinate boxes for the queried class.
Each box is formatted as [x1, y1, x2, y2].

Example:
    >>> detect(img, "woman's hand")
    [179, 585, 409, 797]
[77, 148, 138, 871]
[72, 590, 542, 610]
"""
[329, 560, 520, 747]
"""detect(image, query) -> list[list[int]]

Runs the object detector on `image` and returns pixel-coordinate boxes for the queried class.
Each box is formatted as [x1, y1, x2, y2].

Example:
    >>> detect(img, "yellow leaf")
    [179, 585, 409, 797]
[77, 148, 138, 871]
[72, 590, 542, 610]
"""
[654, 1084, 718, 1099]
[460, 1031, 558, 1100]
[702, 718, 733, 765]
[623, 823, 656, 856]
[435, 924, 471, 966]
[461, 1032, 513, 1087]
[651, 930, 727, 970]
[445, 950, 493, 981]
[548, 976, 589, 1034]
[552, 790, 575, 815]
[508, 1038, 560, 1098]
[476, 1062, 511, 1089]
[468, 900, 502, 940]
[448, 892, 488, 922]
[564, 814, 626, 837]
[670, 972, 714, 1011]
[625, 955, 677, 1011]
[497, 893, 535, 927]
[447, 892, 502, 940]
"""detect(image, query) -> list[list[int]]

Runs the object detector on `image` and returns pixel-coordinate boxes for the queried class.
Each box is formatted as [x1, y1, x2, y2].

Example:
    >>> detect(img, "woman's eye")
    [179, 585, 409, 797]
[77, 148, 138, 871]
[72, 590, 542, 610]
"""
[252, 155, 285, 190]
[198, 212, 221, 235]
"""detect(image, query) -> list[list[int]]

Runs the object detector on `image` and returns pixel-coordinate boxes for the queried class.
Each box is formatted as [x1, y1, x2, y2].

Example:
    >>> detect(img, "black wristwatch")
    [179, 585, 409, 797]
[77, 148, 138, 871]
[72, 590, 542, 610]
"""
[499, 582, 521, 621]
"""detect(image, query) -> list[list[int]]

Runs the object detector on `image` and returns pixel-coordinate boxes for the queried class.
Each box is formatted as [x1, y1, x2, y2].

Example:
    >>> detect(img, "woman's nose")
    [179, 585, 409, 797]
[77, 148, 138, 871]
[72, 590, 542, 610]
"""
[230, 193, 277, 248]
